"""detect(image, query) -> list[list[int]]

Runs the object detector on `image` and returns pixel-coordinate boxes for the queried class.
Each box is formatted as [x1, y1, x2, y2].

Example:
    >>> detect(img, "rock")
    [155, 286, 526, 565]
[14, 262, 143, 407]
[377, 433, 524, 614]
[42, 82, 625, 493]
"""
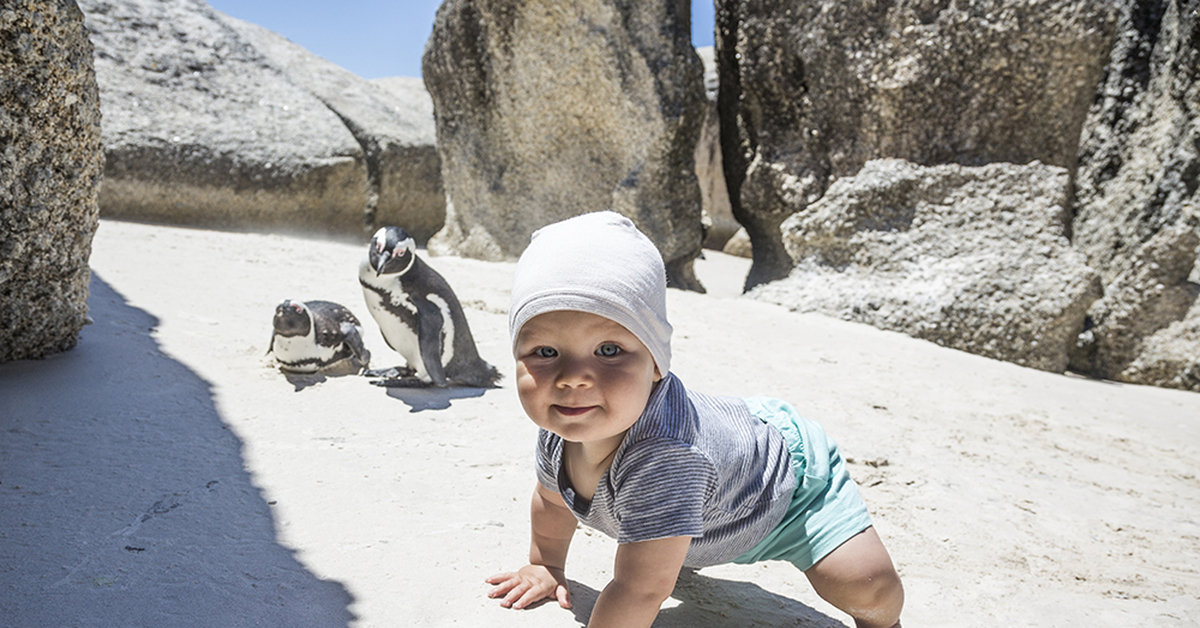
[1074, 0, 1200, 284]
[1072, 226, 1200, 389]
[1069, 0, 1200, 391]
[80, 0, 366, 239]
[0, 0, 103, 363]
[750, 159, 1101, 373]
[722, 227, 753, 259]
[221, 17, 445, 243]
[423, 0, 706, 290]
[1120, 307, 1200, 392]
[694, 46, 737, 250]
[716, 0, 1118, 289]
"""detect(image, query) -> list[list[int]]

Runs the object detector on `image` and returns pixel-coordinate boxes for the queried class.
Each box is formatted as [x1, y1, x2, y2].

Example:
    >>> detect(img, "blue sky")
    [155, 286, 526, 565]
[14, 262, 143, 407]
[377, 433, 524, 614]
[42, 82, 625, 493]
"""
[206, 0, 716, 79]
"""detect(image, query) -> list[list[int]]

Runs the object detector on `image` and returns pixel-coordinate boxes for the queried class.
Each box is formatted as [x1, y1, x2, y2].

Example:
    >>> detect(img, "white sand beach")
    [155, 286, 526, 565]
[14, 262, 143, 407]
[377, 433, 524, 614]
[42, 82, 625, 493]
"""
[2, 218, 1197, 627]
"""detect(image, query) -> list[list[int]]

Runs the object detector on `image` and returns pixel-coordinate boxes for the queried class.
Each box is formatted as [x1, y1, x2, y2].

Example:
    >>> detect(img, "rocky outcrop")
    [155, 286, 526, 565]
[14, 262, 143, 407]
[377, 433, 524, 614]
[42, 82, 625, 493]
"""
[1, 0, 104, 363]
[1069, 0, 1200, 390]
[223, 17, 444, 243]
[81, 0, 365, 238]
[79, 0, 443, 242]
[423, 0, 706, 290]
[751, 159, 1101, 373]
[1, 0, 103, 360]
[1072, 226, 1199, 388]
[716, 0, 1118, 289]
[694, 47, 737, 251]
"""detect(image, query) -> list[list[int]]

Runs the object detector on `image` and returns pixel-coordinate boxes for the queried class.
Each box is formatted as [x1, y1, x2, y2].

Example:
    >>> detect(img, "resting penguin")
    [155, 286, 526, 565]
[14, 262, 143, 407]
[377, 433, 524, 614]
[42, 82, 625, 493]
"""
[358, 226, 501, 388]
[268, 300, 371, 374]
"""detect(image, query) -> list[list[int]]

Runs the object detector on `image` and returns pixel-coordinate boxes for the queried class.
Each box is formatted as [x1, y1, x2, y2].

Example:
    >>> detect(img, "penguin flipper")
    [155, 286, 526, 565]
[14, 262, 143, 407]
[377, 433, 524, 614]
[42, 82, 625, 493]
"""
[340, 322, 371, 370]
[414, 299, 448, 387]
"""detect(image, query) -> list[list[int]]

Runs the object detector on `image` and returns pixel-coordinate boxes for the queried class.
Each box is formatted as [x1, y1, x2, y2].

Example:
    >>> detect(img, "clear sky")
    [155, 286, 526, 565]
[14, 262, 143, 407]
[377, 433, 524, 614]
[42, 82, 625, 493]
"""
[206, 0, 716, 80]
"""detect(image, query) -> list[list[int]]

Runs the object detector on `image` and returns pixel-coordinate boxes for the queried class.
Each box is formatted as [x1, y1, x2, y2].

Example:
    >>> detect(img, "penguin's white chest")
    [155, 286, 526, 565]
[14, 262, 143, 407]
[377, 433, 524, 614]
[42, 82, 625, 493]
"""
[272, 332, 340, 373]
[360, 262, 433, 380]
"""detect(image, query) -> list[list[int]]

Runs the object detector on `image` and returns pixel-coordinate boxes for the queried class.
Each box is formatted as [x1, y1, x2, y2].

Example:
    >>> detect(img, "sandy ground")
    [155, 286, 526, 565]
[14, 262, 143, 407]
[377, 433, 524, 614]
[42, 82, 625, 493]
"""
[2, 219, 1199, 627]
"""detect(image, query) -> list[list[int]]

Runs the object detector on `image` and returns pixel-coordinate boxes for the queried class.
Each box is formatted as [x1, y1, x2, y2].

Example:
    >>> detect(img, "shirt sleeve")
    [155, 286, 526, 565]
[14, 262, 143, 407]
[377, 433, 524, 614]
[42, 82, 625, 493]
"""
[609, 437, 717, 544]
[535, 429, 560, 492]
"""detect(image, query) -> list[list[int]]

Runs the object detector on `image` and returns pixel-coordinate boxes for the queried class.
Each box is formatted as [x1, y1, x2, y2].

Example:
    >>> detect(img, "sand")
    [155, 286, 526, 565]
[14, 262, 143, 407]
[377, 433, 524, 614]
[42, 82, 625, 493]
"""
[1, 218, 1198, 627]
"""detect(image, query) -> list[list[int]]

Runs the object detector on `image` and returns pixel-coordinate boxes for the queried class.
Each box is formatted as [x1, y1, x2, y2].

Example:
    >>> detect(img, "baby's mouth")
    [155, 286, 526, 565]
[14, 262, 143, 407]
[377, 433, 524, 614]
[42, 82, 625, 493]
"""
[552, 405, 596, 417]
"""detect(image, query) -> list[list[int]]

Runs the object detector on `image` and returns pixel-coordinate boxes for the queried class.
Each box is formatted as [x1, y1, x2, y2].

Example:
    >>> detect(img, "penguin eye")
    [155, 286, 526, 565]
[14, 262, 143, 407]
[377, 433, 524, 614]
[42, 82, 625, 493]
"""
[596, 343, 621, 357]
[534, 346, 558, 359]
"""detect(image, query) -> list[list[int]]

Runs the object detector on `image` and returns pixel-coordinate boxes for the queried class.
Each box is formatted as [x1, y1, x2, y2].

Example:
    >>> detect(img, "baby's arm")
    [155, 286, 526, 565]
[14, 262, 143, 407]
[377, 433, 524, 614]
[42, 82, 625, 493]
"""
[586, 535, 691, 628]
[486, 482, 579, 610]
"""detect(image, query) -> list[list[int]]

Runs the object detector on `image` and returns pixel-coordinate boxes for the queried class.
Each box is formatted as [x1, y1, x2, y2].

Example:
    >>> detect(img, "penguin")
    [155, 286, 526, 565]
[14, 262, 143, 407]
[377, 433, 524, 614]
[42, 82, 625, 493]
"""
[268, 299, 370, 374]
[358, 226, 501, 388]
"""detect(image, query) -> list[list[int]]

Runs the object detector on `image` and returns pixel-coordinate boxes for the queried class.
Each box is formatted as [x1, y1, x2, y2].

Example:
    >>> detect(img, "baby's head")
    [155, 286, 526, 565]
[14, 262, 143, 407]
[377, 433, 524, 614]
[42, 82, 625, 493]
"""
[509, 212, 673, 441]
[509, 211, 672, 377]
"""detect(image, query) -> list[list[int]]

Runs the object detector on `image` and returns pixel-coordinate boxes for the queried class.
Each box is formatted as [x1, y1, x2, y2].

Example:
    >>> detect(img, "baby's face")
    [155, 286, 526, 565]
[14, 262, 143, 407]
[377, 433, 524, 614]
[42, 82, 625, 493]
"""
[514, 311, 660, 447]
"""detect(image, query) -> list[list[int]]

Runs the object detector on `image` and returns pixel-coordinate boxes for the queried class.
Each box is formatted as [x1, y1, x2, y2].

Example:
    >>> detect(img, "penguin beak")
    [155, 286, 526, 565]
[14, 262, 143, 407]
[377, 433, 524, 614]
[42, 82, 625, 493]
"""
[374, 251, 392, 276]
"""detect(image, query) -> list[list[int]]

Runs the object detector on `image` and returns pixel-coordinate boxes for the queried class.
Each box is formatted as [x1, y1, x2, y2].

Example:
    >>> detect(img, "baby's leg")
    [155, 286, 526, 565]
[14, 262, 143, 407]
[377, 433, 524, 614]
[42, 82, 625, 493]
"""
[803, 526, 903, 628]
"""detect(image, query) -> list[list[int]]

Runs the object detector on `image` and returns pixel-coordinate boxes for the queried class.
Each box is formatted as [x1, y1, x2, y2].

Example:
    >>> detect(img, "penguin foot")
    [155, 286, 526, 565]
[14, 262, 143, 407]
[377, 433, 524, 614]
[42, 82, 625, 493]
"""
[363, 366, 416, 379]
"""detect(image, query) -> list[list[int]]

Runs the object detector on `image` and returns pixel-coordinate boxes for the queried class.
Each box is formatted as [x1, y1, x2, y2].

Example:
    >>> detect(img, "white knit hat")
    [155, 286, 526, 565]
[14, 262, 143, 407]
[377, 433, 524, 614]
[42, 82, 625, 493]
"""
[509, 211, 672, 376]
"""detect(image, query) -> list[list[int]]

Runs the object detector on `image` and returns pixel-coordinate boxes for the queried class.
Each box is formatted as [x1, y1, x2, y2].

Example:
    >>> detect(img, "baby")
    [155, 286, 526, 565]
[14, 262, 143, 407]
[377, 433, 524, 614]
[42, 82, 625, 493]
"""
[487, 212, 903, 628]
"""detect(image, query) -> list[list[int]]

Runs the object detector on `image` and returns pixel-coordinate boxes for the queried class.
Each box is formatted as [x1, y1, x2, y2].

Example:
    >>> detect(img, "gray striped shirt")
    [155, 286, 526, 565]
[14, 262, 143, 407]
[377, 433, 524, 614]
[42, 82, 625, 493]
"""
[535, 373, 797, 568]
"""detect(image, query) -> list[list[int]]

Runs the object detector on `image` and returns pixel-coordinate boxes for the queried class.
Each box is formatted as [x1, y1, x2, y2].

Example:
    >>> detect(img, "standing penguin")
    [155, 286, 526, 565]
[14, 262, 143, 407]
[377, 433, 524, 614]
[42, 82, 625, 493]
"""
[269, 300, 371, 374]
[358, 226, 501, 388]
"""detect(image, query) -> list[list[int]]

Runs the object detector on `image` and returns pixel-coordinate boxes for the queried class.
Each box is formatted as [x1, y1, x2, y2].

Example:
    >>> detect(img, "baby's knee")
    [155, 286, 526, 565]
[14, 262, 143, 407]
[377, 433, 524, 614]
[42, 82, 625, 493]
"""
[804, 529, 903, 628]
[843, 568, 903, 628]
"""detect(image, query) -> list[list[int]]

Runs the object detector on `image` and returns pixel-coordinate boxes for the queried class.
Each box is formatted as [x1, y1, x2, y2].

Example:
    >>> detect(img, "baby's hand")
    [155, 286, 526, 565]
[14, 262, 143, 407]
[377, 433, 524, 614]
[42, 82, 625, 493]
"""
[486, 564, 572, 610]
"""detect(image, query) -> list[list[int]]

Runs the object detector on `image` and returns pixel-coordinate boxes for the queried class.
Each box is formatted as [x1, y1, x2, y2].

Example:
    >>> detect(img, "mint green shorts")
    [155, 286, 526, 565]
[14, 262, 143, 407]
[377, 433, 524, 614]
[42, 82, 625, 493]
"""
[733, 397, 874, 571]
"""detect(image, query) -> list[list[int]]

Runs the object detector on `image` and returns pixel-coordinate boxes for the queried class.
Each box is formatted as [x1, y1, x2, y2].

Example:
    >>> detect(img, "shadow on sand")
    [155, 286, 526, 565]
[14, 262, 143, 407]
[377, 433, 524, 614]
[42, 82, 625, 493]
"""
[564, 570, 845, 628]
[0, 274, 354, 627]
[383, 385, 490, 412]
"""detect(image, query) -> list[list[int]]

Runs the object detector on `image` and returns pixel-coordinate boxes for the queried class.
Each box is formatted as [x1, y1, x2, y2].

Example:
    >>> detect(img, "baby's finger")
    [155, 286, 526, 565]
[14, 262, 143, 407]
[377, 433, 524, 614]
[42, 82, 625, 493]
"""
[501, 582, 532, 608]
[555, 584, 572, 609]
[511, 583, 556, 612]
[485, 571, 515, 586]
[487, 577, 522, 601]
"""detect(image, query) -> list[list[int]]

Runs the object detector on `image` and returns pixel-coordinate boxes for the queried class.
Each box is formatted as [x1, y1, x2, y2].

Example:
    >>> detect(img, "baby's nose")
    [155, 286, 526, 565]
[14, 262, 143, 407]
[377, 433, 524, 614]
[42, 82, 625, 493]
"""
[556, 359, 594, 387]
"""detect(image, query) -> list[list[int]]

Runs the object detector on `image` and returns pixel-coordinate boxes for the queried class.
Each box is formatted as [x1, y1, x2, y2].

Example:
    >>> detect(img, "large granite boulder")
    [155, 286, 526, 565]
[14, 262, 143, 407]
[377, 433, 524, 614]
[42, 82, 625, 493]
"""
[1070, 0, 1200, 390]
[81, 0, 367, 238]
[716, 0, 1118, 288]
[423, 0, 706, 290]
[751, 159, 1102, 373]
[1, 0, 103, 363]
[222, 17, 445, 243]
[79, 0, 444, 242]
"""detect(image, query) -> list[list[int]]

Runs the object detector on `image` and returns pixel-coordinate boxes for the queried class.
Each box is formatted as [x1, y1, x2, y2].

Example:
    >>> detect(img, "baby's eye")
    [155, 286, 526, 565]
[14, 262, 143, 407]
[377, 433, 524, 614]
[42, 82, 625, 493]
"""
[596, 343, 621, 357]
[534, 346, 558, 358]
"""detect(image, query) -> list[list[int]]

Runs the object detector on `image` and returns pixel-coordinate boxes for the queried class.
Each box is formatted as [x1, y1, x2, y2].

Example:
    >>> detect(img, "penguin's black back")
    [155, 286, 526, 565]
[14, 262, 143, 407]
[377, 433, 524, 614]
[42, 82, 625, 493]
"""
[306, 301, 362, 349]
[401, 257, 501, 388]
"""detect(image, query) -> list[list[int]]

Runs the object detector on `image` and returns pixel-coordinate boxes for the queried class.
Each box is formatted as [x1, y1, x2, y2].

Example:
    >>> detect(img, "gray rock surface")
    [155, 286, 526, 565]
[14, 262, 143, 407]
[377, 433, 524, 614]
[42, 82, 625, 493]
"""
[223, 17, 445, 243]
[716, 0, 1117, 288]
[1069, 0, 1199, 390]
[81, 0, 370, 239]
[1072, 226, 1199, 388]
[722, 227, 753, 259]
[695, 46, 737, 250]
[423, 0, 706, 290]
[751, 159, 1101, 373]
[1, 0, 103, 362]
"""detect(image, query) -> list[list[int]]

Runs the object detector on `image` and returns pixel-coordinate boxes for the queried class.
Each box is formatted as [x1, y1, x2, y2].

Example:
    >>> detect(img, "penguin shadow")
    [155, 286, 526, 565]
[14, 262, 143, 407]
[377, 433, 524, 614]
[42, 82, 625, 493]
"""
[279, 361, 363, 392]
[361, 366, 496, 412]
[380, 384, 490, 412]
[563, 570, 843, 628]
